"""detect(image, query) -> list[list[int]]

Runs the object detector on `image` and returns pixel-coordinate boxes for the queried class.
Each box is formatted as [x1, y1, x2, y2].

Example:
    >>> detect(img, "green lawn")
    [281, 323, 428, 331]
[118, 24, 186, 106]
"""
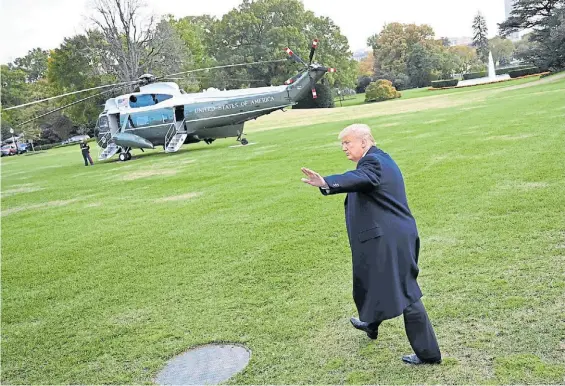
[337, 76, 542, 107]
[2, 75, 565, 384]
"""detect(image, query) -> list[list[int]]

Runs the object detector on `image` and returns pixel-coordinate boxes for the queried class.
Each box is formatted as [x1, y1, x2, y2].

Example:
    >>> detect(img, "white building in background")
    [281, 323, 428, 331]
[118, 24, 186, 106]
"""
[448, 36, 474, 47]
[352, 48, 371, 62]
[504, 0, 521, 41]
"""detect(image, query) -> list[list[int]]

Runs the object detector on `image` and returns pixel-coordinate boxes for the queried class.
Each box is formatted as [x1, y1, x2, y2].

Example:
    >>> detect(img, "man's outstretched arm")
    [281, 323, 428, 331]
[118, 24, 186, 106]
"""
[301, 157, 382, 195]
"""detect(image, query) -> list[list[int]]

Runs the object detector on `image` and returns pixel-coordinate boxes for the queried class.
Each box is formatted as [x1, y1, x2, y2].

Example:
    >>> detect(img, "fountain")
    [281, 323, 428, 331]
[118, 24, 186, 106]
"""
[456, 51, 511, 87]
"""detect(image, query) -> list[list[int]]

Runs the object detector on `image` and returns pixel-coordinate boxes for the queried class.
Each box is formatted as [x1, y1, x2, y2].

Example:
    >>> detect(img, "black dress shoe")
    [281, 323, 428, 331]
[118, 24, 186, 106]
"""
[402, 353, 441, 365]
[350, 317, 378, 339]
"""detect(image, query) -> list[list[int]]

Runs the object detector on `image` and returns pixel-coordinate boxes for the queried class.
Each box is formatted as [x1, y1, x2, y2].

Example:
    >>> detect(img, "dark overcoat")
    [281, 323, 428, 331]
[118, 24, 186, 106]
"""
[320, 146, 422, 323]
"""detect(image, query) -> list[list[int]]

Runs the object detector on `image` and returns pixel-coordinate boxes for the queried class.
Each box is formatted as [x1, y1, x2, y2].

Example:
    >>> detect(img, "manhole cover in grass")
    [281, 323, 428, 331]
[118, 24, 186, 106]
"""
[155, 344, 251, 385]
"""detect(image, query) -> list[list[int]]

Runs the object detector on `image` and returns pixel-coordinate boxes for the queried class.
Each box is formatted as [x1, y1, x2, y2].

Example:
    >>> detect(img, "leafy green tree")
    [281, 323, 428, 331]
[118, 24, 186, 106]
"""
[489, 36, 515, 66]
[47, 32, 117, 129]
[499, 0, 565, 70]
[1, 65, 28, 108]
[449, 45, 484, 74]
[167, 15, 217, 68]
[12, 48, 50, 82]
[406, 43, 436, 87]
[367, 23, 437, 89]
[165, 15, 219, 90]
[472, 11, 490, 63]
[209, 0, 355, 90]
[144, 18, 192, 78]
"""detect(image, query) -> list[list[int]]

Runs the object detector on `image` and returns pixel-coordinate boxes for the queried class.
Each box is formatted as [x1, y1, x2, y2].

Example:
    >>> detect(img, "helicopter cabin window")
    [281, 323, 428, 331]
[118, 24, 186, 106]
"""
[97, 115, 109, 132]
[122, 108, 174, 129]
[128, 93, 173, 108]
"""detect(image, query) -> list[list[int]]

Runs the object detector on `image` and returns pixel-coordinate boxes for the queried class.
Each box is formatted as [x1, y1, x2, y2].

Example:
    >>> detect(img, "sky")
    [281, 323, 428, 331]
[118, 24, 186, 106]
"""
[0, 0, 512, 64]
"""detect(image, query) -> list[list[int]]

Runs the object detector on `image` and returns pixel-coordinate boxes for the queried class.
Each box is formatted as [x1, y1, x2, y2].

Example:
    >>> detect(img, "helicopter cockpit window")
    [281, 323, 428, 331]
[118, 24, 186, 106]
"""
[128, 93, 173, 108]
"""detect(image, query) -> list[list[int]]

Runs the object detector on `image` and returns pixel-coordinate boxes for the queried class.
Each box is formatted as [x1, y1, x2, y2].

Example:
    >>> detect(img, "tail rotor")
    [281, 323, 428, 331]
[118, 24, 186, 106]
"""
[283, 38, 336, 99]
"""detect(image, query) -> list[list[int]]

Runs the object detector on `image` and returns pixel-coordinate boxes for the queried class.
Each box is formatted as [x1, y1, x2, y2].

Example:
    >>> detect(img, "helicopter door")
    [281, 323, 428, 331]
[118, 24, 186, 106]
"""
[174, 106, 186, 131]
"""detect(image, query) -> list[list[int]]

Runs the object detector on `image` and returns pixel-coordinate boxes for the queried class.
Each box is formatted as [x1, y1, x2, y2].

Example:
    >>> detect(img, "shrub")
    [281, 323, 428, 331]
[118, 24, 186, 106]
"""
[463, 71, 487, 80]
[294, 83, 335, 109]
[431, 79, 459, 88]
[509, 67, 541, 78]
[355, 76, 372, 93]
[495, 65, 532, 75]
[365, 80, 401, 103]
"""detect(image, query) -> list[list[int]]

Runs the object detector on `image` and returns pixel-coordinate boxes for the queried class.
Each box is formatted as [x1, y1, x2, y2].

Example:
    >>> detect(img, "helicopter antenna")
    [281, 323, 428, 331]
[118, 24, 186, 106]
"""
[4, 80, 139, 111]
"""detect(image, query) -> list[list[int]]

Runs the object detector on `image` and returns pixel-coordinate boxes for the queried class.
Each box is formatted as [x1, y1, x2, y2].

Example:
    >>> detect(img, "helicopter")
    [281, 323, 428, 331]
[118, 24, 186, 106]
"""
[6, 39, 336, 162]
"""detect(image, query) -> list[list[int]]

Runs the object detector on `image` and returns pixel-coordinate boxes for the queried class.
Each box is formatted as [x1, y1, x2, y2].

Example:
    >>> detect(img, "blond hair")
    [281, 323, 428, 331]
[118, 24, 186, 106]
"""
[338, 123, 376, 145]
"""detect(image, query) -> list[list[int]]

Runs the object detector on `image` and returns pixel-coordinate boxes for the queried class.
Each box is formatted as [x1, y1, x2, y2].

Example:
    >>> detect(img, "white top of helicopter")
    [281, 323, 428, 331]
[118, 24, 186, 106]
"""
[104, 80, 287, 114]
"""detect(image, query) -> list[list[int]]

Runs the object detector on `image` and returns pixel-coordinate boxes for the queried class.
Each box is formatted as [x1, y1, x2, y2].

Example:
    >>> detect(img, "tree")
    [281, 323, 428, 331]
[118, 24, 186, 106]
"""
[435, 45, 462, 79]
[449, 45, 484, 74]
[1, 65, 29, 138]
[145, 18, 192, 78]
[513, 33, 536, 62]
[1, 65, 28, 108]
[472, 12, 490, 63]
[11, 48, 50, 83]
[406, 43, 436, 87]
[166, 15, 218, 90]
[4, 79, 59, 143]
[499, 0, 565, 70]
[47, 31, 116, 129]
[209, 0, 356, 90]
[355, 76, 372, 93]
[489, 36, 515, 66]
[167, 15, 217, 67]
[90, 0, 158, 82]
[367, 23, 435, 78]
[367, 23, 436, 89]
[357, 51, 374, 77]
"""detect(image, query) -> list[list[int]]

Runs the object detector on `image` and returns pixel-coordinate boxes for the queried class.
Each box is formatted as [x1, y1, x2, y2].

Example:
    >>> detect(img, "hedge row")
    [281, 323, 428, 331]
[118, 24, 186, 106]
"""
[463, 71, 487, 80]
[431, 79, 459, 88]
[509, 67, 541, 78]
[495, 65, 532, 75]
[463, 65, 538, 79]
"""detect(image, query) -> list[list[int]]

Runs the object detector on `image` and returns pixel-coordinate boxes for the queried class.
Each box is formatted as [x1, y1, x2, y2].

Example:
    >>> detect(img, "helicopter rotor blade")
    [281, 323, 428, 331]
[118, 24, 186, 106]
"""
[14, 84, 130, 128]
[284, 47, 308, 67]
[158, 59, 287, 80]
[4, 80, 138, 111]
[308, 39, 319, 65]
[162, 76, 267, 82]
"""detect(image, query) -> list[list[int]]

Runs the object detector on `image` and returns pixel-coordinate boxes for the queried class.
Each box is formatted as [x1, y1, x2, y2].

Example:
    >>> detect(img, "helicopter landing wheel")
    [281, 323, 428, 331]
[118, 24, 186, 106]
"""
[241, 138, 249, 146]
[119, 153, 127, 162]
[126, 152, 132, 161]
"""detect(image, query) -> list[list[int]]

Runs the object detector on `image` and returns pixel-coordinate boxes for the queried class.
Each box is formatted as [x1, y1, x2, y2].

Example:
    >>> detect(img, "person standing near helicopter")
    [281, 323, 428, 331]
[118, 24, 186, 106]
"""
[80, 140, 94, 166]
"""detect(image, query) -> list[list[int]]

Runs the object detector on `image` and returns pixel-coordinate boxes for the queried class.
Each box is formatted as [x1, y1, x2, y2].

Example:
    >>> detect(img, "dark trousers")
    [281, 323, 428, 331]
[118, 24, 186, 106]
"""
[82, 152, 93, 166]
[403, 299, 441, 362]
[367, 299, 440, 361]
